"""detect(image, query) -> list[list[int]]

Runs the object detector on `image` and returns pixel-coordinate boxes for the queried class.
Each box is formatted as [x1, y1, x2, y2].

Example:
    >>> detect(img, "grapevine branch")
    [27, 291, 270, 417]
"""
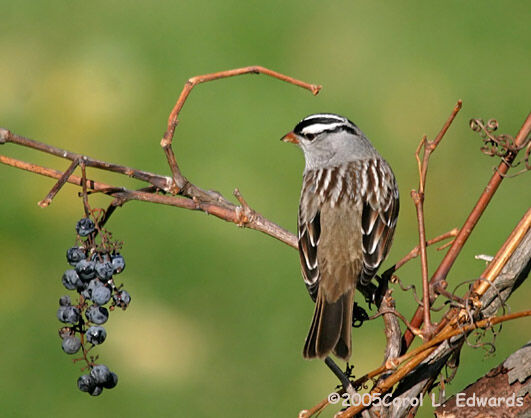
[160, 65, 321, 193]
[402, 111, 531, 350]
[0, 66, 323, 249]
[410, 100, 462, 337]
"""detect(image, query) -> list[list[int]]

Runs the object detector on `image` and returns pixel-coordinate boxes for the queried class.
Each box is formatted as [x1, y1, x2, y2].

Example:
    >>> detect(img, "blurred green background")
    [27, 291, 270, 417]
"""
[0, 1, 529, 417]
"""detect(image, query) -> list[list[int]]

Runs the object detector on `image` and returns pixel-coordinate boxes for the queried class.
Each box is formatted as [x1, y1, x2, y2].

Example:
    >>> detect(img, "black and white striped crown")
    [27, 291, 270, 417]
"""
[293, 113, 358, 138]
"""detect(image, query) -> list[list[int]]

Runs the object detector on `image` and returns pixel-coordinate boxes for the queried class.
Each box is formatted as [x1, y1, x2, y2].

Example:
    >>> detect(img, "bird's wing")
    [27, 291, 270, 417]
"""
[298, 171, 322, 301]
[359, 159, 400, 286]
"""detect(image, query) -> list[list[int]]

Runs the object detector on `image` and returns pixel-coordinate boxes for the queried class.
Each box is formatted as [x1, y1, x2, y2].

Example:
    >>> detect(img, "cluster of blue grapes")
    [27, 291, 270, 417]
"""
[58, 215, 131, 396]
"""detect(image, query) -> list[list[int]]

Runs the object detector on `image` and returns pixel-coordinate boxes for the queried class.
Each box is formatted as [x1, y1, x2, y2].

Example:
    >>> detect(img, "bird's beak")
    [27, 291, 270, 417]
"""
[281, 131, 299, 144]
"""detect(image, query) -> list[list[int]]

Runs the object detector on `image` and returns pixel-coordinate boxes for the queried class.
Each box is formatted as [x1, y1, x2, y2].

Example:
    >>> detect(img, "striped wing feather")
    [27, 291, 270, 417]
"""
[359, 160, 399, 286]
[298, 208, 321, 301]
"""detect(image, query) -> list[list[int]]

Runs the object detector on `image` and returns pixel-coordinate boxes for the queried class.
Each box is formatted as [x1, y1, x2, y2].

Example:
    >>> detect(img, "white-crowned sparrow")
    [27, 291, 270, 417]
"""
[281, 113, 399, 361]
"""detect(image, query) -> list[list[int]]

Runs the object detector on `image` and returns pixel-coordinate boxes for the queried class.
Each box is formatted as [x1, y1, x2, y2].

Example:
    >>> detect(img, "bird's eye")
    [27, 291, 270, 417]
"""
[305, 133, 316, 141]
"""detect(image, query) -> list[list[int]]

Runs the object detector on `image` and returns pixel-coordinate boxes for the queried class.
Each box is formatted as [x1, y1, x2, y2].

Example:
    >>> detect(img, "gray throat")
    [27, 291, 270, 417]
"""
[301, 130, 380, 172]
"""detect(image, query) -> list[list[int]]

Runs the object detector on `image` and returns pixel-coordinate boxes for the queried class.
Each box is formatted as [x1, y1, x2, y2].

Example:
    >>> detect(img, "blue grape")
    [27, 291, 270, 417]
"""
[86, 305, 109, 325]
[75, 259, 96, 281]
[77, 374, 96, 393]
[89, 385, 103, 396]
[57, 306, 81, 324]
[62, 269, 83, 290]
[84, 279, 104, 299]
[111, 254, 125, 274]
[92, 286, 111, 305]
[76, 218, 95, 237]
[62, 336, 81, 354]
[90, 364, 111, 385]
[86, 326, 107, 345]
[66, 247, 86, 266]
[102, 372, 118, 389]
[95, 260, 114, 281]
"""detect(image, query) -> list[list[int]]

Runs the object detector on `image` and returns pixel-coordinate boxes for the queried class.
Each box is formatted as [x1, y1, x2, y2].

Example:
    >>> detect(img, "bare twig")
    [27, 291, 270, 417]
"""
[408, 100, 463, 337]
[1, 67, 314, 249]
[160, 66, 321, 191]
[337, 310, 531, 418]
[0, 153, 299, 248]
[302, 308, 531, 418]
[434, 207, 531, 337]
[80, 161, 91, 217]
[391, 228, 459, 272]
[403, 111, 531, 351]
[412, 186, 434, 336]
[38, 158, 80, 207]
[0, 128, 173, 191]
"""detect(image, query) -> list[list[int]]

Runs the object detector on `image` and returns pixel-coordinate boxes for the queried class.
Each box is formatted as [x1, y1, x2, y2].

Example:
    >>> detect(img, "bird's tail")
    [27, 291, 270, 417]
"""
[303, 289, 353, 360]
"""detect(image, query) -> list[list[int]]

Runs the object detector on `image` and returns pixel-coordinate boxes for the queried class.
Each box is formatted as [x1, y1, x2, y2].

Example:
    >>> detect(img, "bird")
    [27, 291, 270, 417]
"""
[281, 113, 399, 361]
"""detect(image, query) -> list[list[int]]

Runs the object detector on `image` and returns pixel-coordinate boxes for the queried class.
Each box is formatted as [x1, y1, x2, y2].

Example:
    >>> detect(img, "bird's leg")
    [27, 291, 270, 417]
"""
[357, 282, 378, 307]
[373, 274, 389, 308]
[324, 357, 355, 394]
[352, 303, 369, 327]
[359, 275, 389, 309]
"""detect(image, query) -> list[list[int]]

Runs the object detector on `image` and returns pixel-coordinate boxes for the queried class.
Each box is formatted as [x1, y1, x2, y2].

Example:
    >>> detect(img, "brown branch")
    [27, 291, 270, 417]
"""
[0, 128, 173, 191]
[333, 209, 531, 418]
[160, 66, 321, 191]
[390, 228, 459, 272]
[369, 309, 423, 338]
[0, 153, 297, 248]
[473, 207, 531, 295]
[337, 310, 531, 418]
[433, 207, 531, 337]
[38, 158, 80, 207]
[411, 188, 434, 336]
[403, 111, 531, 351]
[302, 308, 531, 418]
[1, 67, 313, 249]
[408, 100, 463, 337]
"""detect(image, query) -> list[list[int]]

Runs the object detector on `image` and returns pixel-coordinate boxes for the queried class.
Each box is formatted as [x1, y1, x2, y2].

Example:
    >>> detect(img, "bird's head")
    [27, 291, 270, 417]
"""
[281, 113, 377, 170]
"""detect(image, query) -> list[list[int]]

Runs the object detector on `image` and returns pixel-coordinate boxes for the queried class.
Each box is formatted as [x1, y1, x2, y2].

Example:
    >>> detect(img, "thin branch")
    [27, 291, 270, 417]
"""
[473, 207, 531, 295]
[383, 228, 459, 274]
[0, 154, 298, 248]
[160, 66, 321, 191]
[433, 207, 531, 337]
[0, 128, 173, 191]
[337, 310, 531, 418]
[403, 111, 531, 351]
[1, 67, 313, 250]
[409, 100, 463, 338]
[411, 189, 433, 336]
[38, 158, 80, 207]
[369, 309, 423, 337]
[302, 309, 531, 418]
